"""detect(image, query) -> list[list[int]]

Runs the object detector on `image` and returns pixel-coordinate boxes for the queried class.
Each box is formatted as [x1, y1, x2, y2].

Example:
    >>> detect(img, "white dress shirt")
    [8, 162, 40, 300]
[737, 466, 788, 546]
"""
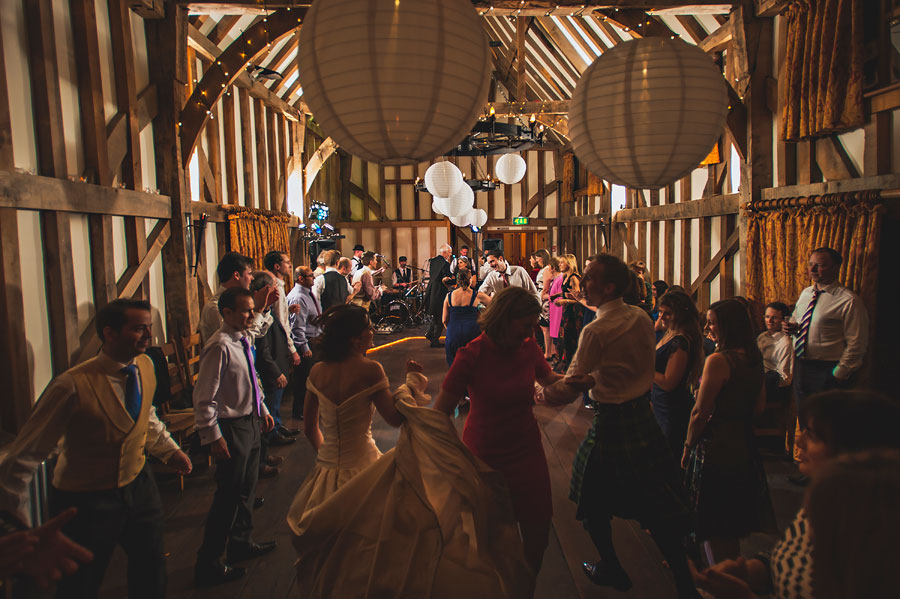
[554, 298, 656, 404]
[481, 264, 540, 303]
[790, 282, 869, 379]
[312, 266, 353, 303]
[0, 351, 180, 523]
[271, 275, 298, 356]
[286, 284, 322, 353]
[757, 330, 794, 385]
[199, 285, 274, 345]
[478, 261, 493, 281]
[193, 325, 271, 445]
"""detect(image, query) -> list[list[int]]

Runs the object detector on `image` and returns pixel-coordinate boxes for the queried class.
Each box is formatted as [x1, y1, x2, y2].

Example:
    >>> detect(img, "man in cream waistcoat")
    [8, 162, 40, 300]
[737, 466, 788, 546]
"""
[0, 299, 192, 598]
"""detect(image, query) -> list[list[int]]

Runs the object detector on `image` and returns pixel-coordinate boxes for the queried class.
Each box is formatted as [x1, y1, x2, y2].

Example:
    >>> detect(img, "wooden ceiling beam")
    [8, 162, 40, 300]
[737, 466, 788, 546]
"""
[528, 21, 582, 84]
[537, 17, 594, 71]
[487, 100, 570, 116]
[208, 14, 241, 45]
[698, 17, 732, 51]
[181, 2, 734, 15]
[591, 14, 625, 46]
[675, 14, 709, 43]
[595, 9, 673, 38]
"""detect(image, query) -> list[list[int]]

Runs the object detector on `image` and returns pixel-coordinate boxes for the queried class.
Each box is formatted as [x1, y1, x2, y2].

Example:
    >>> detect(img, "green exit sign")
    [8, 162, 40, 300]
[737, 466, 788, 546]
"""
[513, 216, 529, 225]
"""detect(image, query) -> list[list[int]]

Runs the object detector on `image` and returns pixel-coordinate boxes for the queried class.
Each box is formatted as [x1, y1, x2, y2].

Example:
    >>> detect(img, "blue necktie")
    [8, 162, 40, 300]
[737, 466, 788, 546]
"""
[120, 365, 142, 421]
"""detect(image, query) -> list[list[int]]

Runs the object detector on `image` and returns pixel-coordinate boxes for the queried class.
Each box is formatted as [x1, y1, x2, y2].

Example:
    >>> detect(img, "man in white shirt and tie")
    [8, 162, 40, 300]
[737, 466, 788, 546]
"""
[287, 266, 322, 420]
[193, 288, 277, 586]
[783, 247, 869, 430]
[480, 249, 540, 304]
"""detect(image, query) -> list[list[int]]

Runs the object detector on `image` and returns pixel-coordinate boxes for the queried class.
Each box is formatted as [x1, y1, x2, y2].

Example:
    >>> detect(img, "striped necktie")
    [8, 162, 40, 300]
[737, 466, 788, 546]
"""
[501, 272, 510, 288]
[794, 288, 821, 358]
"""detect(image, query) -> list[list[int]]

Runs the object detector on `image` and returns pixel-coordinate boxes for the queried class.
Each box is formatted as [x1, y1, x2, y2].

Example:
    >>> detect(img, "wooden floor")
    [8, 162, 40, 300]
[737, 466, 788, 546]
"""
[100, 327, 803, 599]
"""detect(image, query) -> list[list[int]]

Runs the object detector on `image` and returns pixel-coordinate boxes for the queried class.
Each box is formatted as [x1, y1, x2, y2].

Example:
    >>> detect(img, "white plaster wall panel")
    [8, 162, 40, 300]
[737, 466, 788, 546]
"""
[146, 241, 167, 345]
[349, 196, 363, 221]
[435, 226, 448, 251]
[139, 122, 157, 191]
[361, 228, 377, 253]
[400, 165, 413, 180]
[188, 150, 201, 203]
[545, 191, 557, 219]
[511, 183, 522, 218]
[416, 227, 431, 269]
[494, 186, 505, 219]
[129, 9, 149, 92]
[836, 128, 864, 178]
[339, 228, 356, 256]
[729, 144, 741, 194]
[711, 215, 722, 300]
[400, 183, 415, 220]
[733, 249, 742, 296]
[53, 0, 83, 178]
[17, 211, 52, 401]
[710, 273, 720, 303]
[690, 168, 707, 201]
[673, 179, 682, 203]
[379, 229, 391, 270]
[367, 163, 380, 203]
[2, 0, 37, 169]
[111, 216, 127, 280]
[92, 0, 116, 123]
[68, 214, 94, 333]
[690, 218, 700, 285]
[204, 221, 219, 293]
[384, 184, 398, 220]
[395, 227, 412, 263]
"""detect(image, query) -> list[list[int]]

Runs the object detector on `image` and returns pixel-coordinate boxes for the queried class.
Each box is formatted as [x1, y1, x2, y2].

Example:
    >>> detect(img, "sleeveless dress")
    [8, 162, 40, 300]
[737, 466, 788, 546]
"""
[651, 334, 694, 456]
[547, 275, 564, 339]
[684, 350, 775, 538]
[444, 289, 481, 366]
[287, 377, 390, 521]
[290, 372, 533, 598]
[559, 274, 583, 366]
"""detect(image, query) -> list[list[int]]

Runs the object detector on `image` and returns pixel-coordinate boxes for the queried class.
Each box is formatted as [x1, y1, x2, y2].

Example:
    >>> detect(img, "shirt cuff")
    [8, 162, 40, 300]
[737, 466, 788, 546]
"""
[198, 424, 222, 445]
[153, 439, 181, 463]
[832, 364, 851, 380]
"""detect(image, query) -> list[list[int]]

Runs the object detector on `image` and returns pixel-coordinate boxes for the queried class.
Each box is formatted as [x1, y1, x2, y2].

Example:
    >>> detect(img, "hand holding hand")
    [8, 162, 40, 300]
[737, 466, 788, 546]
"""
[168, 450, 193, 475]
[210, 437, 231, 460]
[564, 374, 594, 392]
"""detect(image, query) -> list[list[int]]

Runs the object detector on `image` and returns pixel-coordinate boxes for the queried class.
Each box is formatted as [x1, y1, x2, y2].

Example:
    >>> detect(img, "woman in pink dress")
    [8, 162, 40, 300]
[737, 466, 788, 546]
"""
[544, 258, 564, 368]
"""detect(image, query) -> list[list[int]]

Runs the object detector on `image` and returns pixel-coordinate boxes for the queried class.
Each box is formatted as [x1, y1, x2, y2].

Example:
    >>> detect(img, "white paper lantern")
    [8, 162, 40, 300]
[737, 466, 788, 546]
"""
[424, 162, 464, 198]
[568, 38, 728, 189]
[449, 213, 470, 227]
[441, 183, 474, 218]
[469, 208, 488, 228]
[495, 153, 527, 184]
[298, 0, 492, 165]
[432, 197, 447, 215]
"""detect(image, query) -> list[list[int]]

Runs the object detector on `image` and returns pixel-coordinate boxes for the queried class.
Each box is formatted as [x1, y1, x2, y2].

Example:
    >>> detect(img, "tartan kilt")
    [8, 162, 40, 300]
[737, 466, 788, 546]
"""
[570, 394, 693, 534]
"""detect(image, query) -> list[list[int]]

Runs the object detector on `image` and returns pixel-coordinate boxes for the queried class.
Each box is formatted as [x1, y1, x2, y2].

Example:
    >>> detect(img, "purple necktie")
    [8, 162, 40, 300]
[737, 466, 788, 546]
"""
[239, 336, 263, 417]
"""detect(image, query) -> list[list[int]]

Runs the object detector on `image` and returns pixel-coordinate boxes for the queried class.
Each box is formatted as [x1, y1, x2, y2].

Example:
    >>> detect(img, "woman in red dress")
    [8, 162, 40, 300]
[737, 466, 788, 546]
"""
[434, 287, 588, 578]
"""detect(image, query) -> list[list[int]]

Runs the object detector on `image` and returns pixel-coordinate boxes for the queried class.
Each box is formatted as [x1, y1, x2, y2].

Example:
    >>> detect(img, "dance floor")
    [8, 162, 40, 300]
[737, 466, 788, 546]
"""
[100, 328, 803, 598]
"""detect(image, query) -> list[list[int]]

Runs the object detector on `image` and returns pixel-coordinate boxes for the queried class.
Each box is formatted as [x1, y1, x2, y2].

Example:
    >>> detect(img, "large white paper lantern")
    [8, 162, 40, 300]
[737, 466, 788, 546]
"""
[424, 162, 463, 198]
[495, 153, 527, 184]
[442, 183, 474, 218]
[432, 197, 447, 215]
[568, 38, 728, 189]
[449, 213, 470, 227]
[298, 0, 492, 165]
[468, 208, 488, 228]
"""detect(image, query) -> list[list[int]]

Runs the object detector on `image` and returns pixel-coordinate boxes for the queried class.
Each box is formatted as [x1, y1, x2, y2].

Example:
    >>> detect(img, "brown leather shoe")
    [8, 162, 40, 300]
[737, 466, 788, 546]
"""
[258, 465, 279, 479]
[265, 455, 284, 466]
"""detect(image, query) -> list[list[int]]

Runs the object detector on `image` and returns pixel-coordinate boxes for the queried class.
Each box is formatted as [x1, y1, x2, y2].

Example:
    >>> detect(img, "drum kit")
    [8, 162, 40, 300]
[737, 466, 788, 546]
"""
[372, 278, 430, 334]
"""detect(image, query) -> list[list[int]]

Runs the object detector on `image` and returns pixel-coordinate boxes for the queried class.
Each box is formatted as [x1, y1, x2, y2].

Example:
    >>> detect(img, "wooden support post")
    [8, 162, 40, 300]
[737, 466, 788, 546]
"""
[221, 90, 238, 204]
[516, 16, 528, 101]
[266, 107, 278, 210]
[146, 4, 199, 337]
[679, 178, 692, 287]
[649, 189, 660, 279]
[238, 87, 254, 207]
[254, 100, 268, 210]
[206, 104, 223, 203]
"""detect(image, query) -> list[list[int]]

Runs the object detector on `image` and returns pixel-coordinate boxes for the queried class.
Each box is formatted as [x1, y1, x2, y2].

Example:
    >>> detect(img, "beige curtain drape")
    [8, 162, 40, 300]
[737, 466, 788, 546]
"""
[225, 207, 291, 268]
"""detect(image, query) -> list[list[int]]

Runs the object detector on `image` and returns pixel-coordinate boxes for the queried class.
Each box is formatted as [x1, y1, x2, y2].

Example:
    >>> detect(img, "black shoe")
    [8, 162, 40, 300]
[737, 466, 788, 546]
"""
[278, 425, 300, 437]
[429, 342, 445, 348]
[259, 465, 279, 479]
[582, 560, 633, 591]
[788, 473, 810, 486]
[265, 454, 284, 467]
[227, 540, 277, 563]
[268, 433, 296, 446]
[195, 562, 246, 587]
[253, 497, 265, 509]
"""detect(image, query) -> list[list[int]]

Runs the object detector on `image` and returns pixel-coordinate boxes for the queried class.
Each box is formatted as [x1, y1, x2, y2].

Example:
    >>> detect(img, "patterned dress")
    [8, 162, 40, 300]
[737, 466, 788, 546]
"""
[770, 509, 814, 599]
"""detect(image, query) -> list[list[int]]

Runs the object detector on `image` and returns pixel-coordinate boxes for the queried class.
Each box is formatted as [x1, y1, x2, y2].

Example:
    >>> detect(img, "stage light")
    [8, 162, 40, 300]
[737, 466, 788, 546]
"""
[298, 223, 307, 230]
[323, 223, 334, 232]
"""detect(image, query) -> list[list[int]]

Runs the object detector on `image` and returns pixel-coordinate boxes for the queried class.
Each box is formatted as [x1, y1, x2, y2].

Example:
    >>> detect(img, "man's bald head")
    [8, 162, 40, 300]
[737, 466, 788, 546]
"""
[439, 244, 452, 259]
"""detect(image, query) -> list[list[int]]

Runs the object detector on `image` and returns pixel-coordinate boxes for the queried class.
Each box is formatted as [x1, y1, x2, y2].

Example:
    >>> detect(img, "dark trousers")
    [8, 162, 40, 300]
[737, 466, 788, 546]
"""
[292, 351, 316, 418]
[50, 467, 165, 599]
[197, 414, 260, 565]
[793, 359, 847, 429]
[426, 314, 444, 343]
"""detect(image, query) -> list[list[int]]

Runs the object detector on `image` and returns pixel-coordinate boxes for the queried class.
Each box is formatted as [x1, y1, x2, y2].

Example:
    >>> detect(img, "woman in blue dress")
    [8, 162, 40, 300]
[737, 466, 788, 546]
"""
[651, 290, 704, 456]
[442, 269, 492, 366]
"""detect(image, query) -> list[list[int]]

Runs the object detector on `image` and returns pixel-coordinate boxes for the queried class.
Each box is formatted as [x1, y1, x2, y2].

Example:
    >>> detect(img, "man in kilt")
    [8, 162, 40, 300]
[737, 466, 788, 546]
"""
[544, 254, 698, 599]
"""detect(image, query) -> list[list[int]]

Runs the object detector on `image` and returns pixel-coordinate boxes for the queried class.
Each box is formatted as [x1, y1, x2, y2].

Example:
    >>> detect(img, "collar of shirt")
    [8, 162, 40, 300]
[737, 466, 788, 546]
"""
[272, 276, 285, 290]
[763, 330, 786, 341]
[325, 266, 338, 273]
[219, 323, 249, 342]
[594, 297, 625, 318]
[289, 283, 303, 295]
[96, 350, 134, 374]
[814, 280, 840, 294]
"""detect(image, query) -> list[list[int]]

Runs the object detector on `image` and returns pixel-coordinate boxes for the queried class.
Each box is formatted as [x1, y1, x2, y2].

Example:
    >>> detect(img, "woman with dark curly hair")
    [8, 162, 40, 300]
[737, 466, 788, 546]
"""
[682, 299, 774, 562]
[288, 304, 414, 520]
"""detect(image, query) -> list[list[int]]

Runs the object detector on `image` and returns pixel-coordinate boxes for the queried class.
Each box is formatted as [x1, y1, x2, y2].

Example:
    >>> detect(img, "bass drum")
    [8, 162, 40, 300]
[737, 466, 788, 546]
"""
[380, 299, 410, 327]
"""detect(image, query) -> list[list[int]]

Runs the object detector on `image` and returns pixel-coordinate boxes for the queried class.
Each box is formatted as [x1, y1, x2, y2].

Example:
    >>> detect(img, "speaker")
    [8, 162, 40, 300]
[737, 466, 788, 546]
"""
[309, 239, 336, 263]
[483, 238, 504, 253]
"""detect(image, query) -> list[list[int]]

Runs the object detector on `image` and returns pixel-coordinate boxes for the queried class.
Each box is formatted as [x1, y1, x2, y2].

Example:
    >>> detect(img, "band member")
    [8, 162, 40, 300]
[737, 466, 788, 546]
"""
[350, 245, 365, 275]
[393, 256, 413, 290]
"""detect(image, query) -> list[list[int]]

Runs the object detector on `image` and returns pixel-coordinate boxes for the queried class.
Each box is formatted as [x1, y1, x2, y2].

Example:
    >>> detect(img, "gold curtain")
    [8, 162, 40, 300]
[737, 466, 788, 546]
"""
[744, 196, 883, 318]
[226, 207, 291, 269]
[781, 0, 863, 141]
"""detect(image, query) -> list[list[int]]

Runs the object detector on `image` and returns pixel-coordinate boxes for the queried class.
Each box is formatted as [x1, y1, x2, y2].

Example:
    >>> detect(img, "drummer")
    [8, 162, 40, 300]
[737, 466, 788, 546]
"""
[392, 256, 414, 291]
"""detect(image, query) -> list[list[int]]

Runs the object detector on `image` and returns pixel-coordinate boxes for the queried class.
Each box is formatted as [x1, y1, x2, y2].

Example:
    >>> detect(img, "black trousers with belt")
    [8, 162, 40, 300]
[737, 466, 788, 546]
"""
[197, 413, 260, 566]
[50, 466, 165, 599]
[793, 358, 851, 429]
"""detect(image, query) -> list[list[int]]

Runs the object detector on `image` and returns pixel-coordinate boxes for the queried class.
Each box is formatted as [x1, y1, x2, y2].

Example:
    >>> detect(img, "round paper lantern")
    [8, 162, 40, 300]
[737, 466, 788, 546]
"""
[449, 213, 470, 227]
[431, 197, 447, 215]
[441, 183, 474, 218]
[298, 0, 492, 165]
[424, 162, 463, 198]
[468, 208, 488, 228]
[568, 38, 728, 189]
[495, 153, 527, 185]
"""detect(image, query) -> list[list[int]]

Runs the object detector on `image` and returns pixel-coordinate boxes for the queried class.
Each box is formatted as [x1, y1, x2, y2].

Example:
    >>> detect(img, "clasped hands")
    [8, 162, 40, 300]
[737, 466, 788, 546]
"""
[564, 374, 594, 392]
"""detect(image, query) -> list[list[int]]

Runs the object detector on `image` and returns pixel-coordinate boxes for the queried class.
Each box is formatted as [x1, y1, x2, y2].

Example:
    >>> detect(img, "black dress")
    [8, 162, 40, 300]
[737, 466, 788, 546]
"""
[559, 274, 583, 367]
[651, 334, 693, 456]
[684, 350, 775, 539]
